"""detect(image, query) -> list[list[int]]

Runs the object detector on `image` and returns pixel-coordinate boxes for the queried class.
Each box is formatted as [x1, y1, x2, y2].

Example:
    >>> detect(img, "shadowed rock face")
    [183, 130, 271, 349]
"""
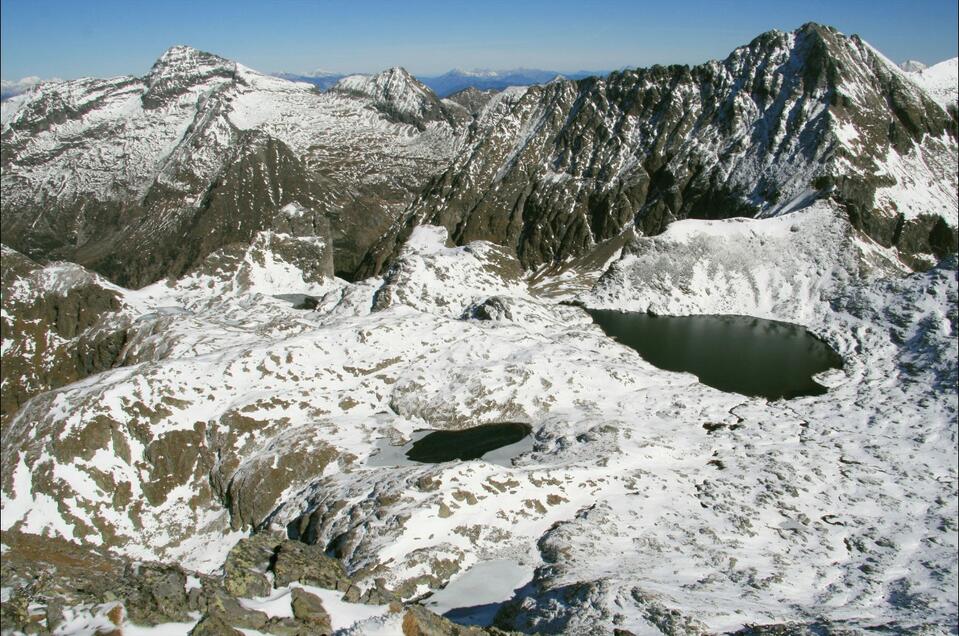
[0, 247, 130, 419]
[445, 87, 499, 116]
[359, 23, 957, 277]
[61, 132, 334, 287]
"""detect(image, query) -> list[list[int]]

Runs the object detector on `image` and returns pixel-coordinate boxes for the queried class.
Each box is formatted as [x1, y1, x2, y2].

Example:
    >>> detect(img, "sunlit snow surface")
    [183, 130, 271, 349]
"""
[1, 203, 957, 633]
[906, 57, 959, 111]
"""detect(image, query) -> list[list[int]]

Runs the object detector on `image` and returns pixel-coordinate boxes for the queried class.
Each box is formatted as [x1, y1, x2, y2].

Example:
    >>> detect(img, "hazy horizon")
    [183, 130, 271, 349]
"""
[2, 0, 957, 82]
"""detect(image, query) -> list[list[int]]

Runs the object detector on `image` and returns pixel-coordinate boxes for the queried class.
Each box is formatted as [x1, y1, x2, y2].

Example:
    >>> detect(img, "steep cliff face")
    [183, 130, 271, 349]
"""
[1, 48, 461, 286]
[359, 24, 956, 277]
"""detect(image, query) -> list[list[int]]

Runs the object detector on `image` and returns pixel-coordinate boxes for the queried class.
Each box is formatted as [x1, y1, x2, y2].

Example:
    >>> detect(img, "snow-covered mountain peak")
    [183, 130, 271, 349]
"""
[446, 68, 501, 78]
[154, 44, 229, 65]
[335, 66, 427, 99]
[144, 45, 236, 102]
[900, 59, 928, 72]
[303, 68, 340, 78]
[905, 57, 959, 111]
[148, 44, 232, 77]
[333, 66, 451, 125]
[392, 21, 955, 277]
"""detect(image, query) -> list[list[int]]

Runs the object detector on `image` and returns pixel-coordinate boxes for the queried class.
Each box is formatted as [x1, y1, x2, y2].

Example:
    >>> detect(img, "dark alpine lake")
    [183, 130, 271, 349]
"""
[406, 423, 533, 463]
[586, 310, 842, 400]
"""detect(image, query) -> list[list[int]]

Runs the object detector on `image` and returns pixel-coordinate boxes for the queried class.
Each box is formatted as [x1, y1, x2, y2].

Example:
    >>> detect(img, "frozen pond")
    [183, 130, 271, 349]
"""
[587, 310, 842, 400]
[423, 558, 534, 627]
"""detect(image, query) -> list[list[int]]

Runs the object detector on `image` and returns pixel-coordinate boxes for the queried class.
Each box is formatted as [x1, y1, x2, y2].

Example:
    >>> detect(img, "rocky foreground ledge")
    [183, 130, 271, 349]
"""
[0, 530, 522, 635]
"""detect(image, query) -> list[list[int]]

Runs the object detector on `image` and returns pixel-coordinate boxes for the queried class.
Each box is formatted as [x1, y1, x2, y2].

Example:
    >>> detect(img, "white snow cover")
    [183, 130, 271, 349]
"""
[585, 202, 907, 320]
[423, 558, 534, 623]
[907, 57, 959, 110]
[2, 198, 956, 633]
[2, 34, 958, 634]
[899, 60, 928, 73]
[1, 48, 460, 211]
[333, 67, 439, 118]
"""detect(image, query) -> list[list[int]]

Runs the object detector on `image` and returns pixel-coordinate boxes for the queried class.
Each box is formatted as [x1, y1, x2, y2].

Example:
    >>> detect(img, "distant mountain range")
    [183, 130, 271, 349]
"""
[7, 59, 950, 102]
[271, 69, 345, 91]
[0, 68, 610, 101]
[273, 67, 608, 96]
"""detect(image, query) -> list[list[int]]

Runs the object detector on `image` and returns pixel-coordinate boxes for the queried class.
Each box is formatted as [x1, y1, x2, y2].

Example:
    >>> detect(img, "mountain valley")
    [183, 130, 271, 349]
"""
[1, 22, 957, 636]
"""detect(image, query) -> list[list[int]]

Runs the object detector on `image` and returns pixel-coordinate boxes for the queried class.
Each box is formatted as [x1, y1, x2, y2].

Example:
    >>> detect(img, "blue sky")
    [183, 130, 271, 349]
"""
[2, 0, 957, 80]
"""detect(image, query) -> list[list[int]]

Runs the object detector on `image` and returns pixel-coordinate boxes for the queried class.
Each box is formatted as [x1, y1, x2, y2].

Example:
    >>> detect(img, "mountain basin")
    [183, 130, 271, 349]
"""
[586, 310, 843, 400]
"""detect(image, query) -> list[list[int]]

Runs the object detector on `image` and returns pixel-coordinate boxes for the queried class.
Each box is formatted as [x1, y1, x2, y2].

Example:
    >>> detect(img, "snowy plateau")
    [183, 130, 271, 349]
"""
[0, 22, 957, 636]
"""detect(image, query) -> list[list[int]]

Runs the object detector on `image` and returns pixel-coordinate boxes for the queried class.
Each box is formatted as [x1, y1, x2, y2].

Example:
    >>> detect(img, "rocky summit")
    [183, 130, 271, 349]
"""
[1, 22, 957, 636]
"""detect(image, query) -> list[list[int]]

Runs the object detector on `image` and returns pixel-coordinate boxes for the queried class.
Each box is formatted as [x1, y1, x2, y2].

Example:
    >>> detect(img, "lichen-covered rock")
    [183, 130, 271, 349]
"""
[190, 614, 245, 636]
[122, 564, 193, 625]
[290, 588, 333, 634]
[218, 431, 340, 530]
[222, 534, 278, 598]
[0, 523, 508, 635]
[271, 540, 352, 591]
[401, 604, 510, 635]
[204, 590, 272, 630]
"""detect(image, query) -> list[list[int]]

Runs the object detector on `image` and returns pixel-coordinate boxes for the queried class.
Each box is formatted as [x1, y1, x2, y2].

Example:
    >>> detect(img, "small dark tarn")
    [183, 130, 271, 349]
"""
[586, 310, 843, 400]
[406, 423, 532, 463]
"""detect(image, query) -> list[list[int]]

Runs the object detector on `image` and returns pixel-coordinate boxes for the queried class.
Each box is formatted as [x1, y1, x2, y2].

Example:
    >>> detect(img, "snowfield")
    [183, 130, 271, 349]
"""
[1, 199, 956, 633]
[906, 57, 959, 111]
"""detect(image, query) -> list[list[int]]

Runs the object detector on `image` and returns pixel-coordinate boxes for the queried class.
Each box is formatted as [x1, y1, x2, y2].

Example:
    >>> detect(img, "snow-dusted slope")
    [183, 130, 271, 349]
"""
[907, 57, 959, 111]
[899, 59, 928, 73]
[1, 24, 957, 635]
[2, 200, 956, 633]
[584, 201, 908, 320]
[1, 47, 462, 286]
[419, 68, 600, 97]
[0, 246, 133, 419]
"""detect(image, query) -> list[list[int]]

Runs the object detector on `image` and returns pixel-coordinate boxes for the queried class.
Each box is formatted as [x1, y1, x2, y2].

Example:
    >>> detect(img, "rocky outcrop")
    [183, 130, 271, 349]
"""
[0, 530, 516, 636]
[445, 87, 499, 116]
[0, 246, 131, 419]
[84, 132, 338, 286]
[371, 225, 527, 317]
